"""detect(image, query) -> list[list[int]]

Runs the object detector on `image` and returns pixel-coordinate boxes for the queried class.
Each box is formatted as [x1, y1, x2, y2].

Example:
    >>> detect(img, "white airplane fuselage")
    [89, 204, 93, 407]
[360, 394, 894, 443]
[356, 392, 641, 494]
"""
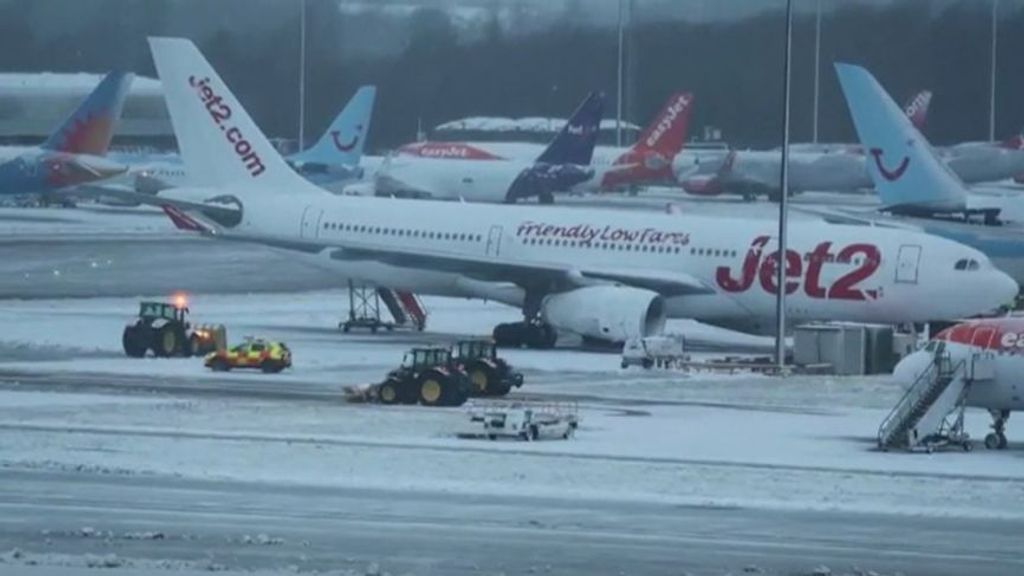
[211, 190, 1016, 335]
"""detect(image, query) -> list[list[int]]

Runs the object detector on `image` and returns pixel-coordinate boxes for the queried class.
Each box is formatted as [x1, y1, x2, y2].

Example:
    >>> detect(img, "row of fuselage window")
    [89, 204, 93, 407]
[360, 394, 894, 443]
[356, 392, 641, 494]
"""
[318, 222, 871, 265]
[322, 221, 484, 243]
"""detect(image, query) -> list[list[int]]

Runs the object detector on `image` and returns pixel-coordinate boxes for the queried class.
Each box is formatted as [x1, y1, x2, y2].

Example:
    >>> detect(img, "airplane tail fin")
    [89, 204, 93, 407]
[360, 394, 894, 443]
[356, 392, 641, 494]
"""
[535, 92, 604, 165]
[902, 90, 932, 132]
[148, 37, 319, 193]
[999, 134, 1024, 150]
[632, 92, 693, 157]
[290, 85, 376, 167]
[834, 63, 966, 214]
[40, 71, 134, 156]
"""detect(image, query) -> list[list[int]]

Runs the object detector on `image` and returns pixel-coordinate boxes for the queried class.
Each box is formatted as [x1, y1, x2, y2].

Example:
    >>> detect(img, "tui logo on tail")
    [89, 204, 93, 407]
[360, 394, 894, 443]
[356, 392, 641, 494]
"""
[331, 125, 363, 152]
[869, 148, 910, 182]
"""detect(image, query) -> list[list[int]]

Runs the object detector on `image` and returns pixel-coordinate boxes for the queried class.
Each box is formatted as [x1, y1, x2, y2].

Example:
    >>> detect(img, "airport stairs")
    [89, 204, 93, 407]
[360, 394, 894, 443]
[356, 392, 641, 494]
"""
[377, 288, 428, 331]
[878, 351, 994, 451]
[342, 282, 428, 332]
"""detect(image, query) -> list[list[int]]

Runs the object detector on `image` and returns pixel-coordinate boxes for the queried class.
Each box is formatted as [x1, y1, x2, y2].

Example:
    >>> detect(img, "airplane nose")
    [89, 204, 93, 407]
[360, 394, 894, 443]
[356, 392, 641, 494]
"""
[893, 351, 930, 383]
[994, 269, 1019, 310]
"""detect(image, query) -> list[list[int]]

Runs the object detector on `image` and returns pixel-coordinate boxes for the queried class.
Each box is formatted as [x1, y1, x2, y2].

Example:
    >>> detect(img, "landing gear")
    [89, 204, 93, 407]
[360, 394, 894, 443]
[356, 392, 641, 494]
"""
[984, 410, 1010, 450]
[493, 321, 557, 349]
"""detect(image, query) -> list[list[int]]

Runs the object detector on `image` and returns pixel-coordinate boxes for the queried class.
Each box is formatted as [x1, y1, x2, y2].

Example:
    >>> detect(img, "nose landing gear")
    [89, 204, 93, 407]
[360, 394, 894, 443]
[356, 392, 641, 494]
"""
[984, 410, 1010, 450]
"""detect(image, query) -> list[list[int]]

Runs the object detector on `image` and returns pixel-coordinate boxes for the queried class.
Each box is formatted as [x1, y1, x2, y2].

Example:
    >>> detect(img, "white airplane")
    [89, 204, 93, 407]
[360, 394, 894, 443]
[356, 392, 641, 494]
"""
[377, 92, 605, 204]
[398, 92, 695, 191]
[892, 316, 1024, 450]
[147, 37, 1017, 354]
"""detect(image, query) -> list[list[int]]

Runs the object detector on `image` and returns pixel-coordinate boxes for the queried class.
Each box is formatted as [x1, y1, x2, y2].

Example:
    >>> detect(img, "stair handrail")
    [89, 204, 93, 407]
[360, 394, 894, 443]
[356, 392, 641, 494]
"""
[878, 352, 962, 447]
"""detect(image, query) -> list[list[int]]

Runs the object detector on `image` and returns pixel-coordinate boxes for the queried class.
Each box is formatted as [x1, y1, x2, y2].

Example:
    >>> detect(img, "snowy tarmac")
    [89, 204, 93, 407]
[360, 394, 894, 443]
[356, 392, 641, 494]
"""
[1, 468, 1022, 576]
[2, 202, 1024, 575]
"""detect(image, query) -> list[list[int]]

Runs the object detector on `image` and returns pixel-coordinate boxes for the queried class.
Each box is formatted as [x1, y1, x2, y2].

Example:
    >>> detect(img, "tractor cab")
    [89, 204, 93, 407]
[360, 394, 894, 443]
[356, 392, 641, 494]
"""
[402, 347, 452, 370]
[454, 339, 497, 362]
[138, 300, 189, 327]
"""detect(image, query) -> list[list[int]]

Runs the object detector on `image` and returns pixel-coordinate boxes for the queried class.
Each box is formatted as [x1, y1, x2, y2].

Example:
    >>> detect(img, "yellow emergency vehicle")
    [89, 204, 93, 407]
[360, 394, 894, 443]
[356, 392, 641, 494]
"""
[204, 338, 292, 373]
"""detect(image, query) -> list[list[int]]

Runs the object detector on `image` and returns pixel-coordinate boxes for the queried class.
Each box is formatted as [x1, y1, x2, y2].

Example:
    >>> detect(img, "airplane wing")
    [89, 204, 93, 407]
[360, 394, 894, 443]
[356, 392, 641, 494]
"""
[326, 241, 714, 297]
[78, 184, 242, 225]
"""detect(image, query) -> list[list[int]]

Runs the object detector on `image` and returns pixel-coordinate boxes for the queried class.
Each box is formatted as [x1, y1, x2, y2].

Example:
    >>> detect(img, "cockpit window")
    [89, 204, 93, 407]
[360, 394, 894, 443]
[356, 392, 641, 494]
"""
[954, 258, 980, 271]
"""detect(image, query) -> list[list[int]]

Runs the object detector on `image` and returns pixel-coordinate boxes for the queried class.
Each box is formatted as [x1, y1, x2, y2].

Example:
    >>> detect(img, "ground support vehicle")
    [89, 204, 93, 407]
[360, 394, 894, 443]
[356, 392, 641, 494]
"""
[122, 300, 224, 358]
[451, 339, 524, 397]
[468, 401, 579, 441]
[354, 347, 473, 407]
[204, 337, 292, 373]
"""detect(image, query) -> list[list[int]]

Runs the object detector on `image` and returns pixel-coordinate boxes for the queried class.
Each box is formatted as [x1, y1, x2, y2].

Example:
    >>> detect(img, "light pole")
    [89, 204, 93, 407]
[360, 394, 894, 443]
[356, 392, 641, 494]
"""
[616, 0, 625, 147]
[298, 0, 307, 151]
[776, 0, 794, 371]
[812, 0, 822, 144]
[989, 0, 999, 142]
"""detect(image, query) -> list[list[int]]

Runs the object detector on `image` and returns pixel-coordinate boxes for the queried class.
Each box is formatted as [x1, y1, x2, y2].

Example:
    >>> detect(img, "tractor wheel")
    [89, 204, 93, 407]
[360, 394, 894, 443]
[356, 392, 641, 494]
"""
[210, 358, 231, 372]
[378, 379, 403, 405]
[490, 382, 513, 397]
[418, 370, 456, 407]
[467, 362, 498, 396]
[261, 360, 282, 374]
[122, 325, 147, 358]
[154, 324, 182, 357]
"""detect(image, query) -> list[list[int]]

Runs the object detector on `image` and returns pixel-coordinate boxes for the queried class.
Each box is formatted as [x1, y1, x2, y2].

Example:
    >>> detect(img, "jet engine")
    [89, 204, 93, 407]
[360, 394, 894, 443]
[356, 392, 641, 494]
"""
[540, 286, 666, 343]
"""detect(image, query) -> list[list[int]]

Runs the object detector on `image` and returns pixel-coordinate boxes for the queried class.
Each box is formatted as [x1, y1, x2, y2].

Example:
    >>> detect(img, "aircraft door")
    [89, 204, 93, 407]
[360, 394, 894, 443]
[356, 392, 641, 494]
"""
[895, 244, 922, 284]
[300, 205, 324, 239]
[485, 225, 503, 257]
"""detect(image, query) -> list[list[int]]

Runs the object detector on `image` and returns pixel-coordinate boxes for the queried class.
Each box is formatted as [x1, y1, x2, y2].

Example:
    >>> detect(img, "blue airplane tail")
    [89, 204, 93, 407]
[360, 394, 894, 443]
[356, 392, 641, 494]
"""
[835, 63, 966, 215]
[535, 92, 604, 166]
[41, 71, 134, 156]
[290, 85, 376, 167]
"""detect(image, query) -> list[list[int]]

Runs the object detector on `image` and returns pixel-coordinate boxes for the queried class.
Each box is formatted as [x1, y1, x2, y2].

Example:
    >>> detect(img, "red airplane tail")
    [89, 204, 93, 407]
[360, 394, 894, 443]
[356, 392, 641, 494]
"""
[603, 92, 694, 189]
[631, 92, 694, 158]
[1000, 134, 1024, 151]
[902, 90, 932, 132]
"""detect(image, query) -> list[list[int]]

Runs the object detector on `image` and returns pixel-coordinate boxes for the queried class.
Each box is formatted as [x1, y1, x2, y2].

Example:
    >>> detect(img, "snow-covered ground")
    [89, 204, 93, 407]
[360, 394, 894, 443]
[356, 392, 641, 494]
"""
[1, 291, 1023, 523]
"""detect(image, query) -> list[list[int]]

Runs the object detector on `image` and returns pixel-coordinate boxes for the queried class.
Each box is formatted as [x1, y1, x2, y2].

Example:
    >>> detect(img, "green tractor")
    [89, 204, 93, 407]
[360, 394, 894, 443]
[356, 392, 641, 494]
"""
[452, 339, 524, 397]
[376, 347, 472, 407]
[122, 300, 224, 358]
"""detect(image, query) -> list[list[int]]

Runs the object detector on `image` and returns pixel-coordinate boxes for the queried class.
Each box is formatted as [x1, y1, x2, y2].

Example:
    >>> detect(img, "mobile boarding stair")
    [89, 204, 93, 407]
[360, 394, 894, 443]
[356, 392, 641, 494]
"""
[341, 281, 428, 333]
[877, 350, 995, 452]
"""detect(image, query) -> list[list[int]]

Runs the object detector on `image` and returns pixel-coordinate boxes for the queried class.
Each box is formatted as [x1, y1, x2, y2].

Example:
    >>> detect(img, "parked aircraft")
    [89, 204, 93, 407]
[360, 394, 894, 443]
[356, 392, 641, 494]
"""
[0, 71, 133, 200]
[147, 37, 1017, 350]
[835, 62, 1021, 224]
[892, 317, 1024, 450]
[398, 92, 694, 191]
[377, 92, 604, 204]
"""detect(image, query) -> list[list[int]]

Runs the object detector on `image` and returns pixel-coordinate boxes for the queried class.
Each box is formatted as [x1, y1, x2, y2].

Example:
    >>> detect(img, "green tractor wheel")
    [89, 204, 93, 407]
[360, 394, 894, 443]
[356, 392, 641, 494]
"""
[122, 324, 147, 358]
[155, 324, 182, 357]
[418, 370, 451, 407]
[378, 379, 403, 405]
[467, 362, 497, 396]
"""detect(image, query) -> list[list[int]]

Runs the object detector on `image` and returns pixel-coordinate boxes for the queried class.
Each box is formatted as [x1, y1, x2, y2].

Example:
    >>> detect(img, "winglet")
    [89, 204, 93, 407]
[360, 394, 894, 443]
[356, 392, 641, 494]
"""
[290, 85, 377, 167]
[835, 63, 966, 214]
[41, 71, 134, 156]
[535, 92, 604, 166]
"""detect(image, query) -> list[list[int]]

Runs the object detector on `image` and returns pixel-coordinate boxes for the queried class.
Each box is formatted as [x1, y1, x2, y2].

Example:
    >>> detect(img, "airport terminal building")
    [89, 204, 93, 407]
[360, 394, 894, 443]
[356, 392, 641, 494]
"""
[0, 72, 174, 150]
